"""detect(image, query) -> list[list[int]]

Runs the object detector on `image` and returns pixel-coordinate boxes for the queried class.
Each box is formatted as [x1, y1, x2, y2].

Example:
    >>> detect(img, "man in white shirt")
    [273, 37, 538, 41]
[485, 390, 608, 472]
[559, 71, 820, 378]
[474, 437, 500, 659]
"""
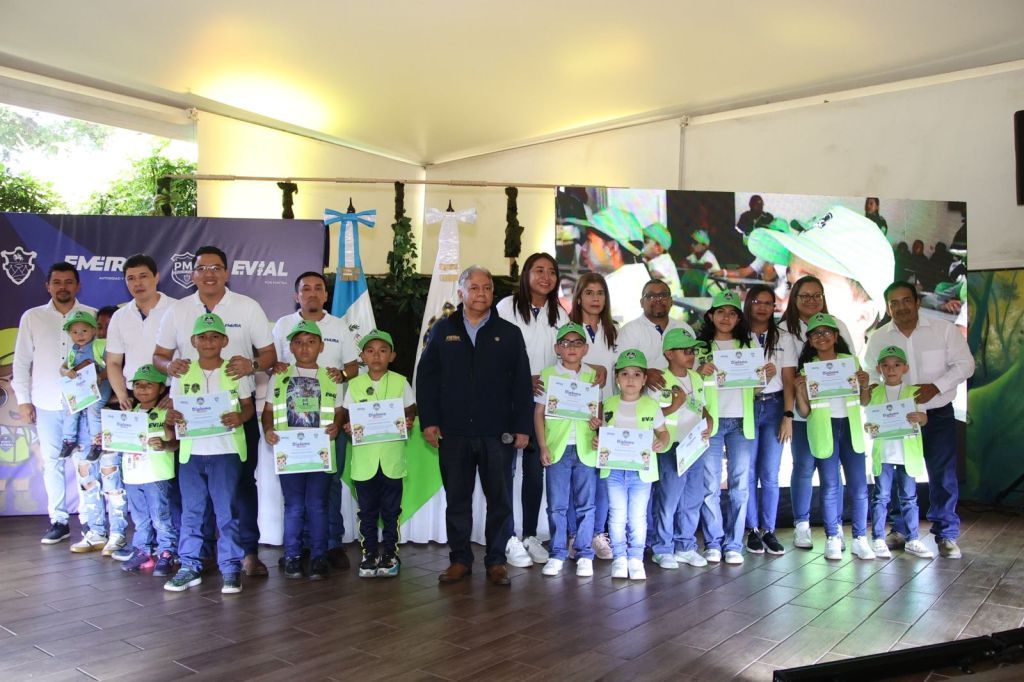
[271, 271, 359, 570]
[617, 280, 695, 385]
[153, 246, 277, 576]
[13, 262, 96, 544]
[864, 281, 975, 559]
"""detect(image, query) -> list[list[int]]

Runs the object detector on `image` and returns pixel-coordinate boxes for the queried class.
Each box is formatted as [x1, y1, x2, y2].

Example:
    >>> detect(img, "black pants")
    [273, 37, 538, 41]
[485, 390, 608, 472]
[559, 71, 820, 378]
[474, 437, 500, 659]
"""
[353, 468, 403, 557]
[234, 414, 261, 556]
[439, 435, 515, 568]
[507, 441, 544, 538]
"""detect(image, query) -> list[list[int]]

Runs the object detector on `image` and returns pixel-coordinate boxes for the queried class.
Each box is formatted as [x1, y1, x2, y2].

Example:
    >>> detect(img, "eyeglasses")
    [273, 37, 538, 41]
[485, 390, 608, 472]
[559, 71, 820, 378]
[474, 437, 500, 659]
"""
[797, 293, 824, 302]
[557, 339, 586, 348]
[194, 265, 226, 273]
[808, 328, 835, 338]
[643, 292, 671, 301]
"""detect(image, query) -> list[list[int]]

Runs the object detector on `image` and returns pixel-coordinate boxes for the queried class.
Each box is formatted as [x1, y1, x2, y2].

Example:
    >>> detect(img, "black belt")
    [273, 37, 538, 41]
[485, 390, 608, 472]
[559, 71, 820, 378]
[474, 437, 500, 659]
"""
[755, 390, 783, 402]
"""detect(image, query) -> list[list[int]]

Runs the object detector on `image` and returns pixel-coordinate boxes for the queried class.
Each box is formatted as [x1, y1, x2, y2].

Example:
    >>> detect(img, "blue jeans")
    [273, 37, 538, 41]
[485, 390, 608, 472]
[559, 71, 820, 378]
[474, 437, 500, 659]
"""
[834, 418, 868, 538]
[652, 447, 705, 555]
[178, 454, 243, 574]
[61, 381, 111, 447]
[36, 408, 70, 524]
[567, 475, 609, 538]
[545, 445, 597, 560]
[606, 470, 651, 560]
[790, 420, 842, 536]
[893, 404, 959, 541]
[873, 464, 919, 541]
[745, 392, 784, 532]
[127, 480, 177, 554]
[74, 450, 127, 536]
[700, 417, 753, 553]
[281, 472, 331, 559]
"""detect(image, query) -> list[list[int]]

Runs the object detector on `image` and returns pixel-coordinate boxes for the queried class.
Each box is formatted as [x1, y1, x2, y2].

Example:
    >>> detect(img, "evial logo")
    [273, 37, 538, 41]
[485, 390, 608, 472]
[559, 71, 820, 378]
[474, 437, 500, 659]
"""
[1, 246, 37, 285]
[170, 252, 196, 289]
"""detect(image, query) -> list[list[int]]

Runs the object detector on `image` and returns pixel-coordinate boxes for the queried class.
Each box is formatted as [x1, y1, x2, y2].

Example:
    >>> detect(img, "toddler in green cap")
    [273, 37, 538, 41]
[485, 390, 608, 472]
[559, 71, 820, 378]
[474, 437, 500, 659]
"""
[57, 310, 109, 462]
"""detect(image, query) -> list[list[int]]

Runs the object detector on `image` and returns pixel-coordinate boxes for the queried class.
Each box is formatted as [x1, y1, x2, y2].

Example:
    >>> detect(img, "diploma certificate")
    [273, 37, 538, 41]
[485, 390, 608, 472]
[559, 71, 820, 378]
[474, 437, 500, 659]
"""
[597, 426, 654, 472]
[61, 363, 100, 414]
[174, 391, 235, 439]
[864, 399, 920, 440]
[273, 428, 333, 474]
[804, 358, 859, 399]
[544, 376, 600, 421]
[711, 348, 767, 389]
[675, 419, 709, 476]
[100, 409, 148, 453]
[349, 398, 408, 445]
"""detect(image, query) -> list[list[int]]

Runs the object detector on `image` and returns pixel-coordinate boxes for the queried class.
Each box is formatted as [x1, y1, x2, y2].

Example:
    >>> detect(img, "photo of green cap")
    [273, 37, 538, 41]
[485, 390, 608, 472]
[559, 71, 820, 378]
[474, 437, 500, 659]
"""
[62, 310, 98, 331]
[192, 312, 227, 336]
[287, 319, 322, 340]
[662, 327, 704, 351]
[556, 322, 588, 342]
[615, 348, 648, 371]
[806, 312, 839, 332]
[711, 290, 742, 310]
[358, 329, 394, 351]
[132, 364, 168, 384]
[876, 345, 908, 364]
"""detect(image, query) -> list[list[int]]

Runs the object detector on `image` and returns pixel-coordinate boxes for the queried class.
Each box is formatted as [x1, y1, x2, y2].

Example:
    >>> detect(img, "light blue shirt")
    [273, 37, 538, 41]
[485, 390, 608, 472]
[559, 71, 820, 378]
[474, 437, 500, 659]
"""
[465, 310, 491, 346]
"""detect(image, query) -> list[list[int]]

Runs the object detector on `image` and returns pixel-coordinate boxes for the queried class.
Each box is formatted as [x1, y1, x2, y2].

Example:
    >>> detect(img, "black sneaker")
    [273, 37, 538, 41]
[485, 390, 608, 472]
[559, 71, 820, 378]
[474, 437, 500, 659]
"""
[164, 567, 202, 592]
[358, 553, 378, 578]
[376, 554, 400, 578]
[283, 556, 304, 579]
[886, 530, 907, 550]
[153, 551, 176, 577]
[221, 572, 242, 594]
[761, 531, 785, 555]
[41, 522, 71, 544]
[122, 548, 155, 572]
[309, 556, 329, 581]
[59, 441, 77, 459]
[85, 443, 103, 462]
[746, 529, 765, 554]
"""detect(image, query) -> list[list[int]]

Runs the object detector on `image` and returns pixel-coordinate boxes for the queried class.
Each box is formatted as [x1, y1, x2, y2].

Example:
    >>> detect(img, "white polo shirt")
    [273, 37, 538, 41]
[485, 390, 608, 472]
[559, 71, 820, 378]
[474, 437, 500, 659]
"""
[496, 296, 570, 375]
[13, 300, 97, 411]
[616, 316, 695, 371]
[272, 310, 359, 369]
[581, 321, 618, 399]
[106, 293, 176, 386]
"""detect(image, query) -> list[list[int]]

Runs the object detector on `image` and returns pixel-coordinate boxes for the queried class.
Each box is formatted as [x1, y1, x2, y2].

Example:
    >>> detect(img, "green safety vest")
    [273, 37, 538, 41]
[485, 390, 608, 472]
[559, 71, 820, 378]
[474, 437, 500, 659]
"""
[122, 405, 176, 484]
[654, 369, 706, 446]
[867, 384, 925, 478]
[66, 338, 107, 370]
[599, 395, 661, 483]
[0, 427, 31, 464]
[804, 353, 865, 459]
[346, 371, 409, 481]
[539, 365, 598, 467]
[270, 366, 338, 474]
[703, 381, 755, 440]
[177, 361, 246, 463]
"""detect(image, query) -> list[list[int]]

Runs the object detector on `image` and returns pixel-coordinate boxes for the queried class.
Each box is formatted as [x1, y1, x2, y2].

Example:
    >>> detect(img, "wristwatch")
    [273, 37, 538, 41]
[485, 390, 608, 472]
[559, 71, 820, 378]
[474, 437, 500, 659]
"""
[251, 358, 260, 374]
[783, 410, 794, 418]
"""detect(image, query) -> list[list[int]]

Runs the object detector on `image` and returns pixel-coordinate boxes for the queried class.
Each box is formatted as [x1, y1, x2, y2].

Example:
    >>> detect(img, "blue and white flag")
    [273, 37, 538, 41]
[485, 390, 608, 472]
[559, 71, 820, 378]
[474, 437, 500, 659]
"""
[325, 208, 377, 346]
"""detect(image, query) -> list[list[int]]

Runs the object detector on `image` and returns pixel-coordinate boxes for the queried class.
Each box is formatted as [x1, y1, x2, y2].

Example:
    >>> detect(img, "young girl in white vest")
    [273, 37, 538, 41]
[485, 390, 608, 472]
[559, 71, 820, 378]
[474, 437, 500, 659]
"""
[164, 313, 254, 594]
[116, 364, 179, 576]
[534, 323, 602, 577]
[794, 312, 873, 562]
[651, 328, 711, 570]
[597, 349, 669, 580]
[863, 345, 933, 559]
[342, 330, 416, 578]
[262, 320, 342, 581]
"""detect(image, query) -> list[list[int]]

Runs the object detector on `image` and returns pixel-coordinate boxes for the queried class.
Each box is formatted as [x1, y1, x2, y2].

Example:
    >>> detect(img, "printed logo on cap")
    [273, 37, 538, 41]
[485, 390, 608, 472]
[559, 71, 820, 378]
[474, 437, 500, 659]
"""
[810, 212, 833, 231]
[1, 246, 37, 285]
[170, 252, 196, 289]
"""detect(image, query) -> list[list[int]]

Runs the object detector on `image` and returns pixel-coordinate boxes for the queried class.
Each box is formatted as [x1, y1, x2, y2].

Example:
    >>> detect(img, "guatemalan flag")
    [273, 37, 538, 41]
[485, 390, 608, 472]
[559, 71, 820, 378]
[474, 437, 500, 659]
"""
[325, 208, 377, 346]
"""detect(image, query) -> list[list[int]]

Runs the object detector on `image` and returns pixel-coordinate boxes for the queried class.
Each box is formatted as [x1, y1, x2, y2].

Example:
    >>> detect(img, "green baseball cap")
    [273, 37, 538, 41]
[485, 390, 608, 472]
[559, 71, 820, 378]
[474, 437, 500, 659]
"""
[663, 328, 704, 351]
[132, 364, 167, 384]
[711, 290, 742, 310]
[877, 345, 908, 364]
[287, 319, 322, 340]
[556, 322, 588, 343]
[192, 312, 227, 336]
[806, 312, 839, 332]
[564, 207, 644, 257]
[747, 205, 894, 315]
[692, 229, 710, 246]
[615, 348, 648, 371]
[63, 310, 97, 331]
[358, 329, 394, 351]
[643, 222, 672, 251]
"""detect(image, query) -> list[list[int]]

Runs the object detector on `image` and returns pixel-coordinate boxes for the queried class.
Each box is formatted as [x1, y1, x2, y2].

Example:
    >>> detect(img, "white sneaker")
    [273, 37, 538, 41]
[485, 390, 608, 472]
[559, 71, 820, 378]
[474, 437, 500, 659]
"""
[102, 533, 127, 557]
[576, 558, 594, 577]
[611, 557, 628, 578]
[541, 558, 563, 576]
[653, 553, 678, 569]
[794, 521, 813, 549]
[505, 537, 533, 568]
[71, 530, 108, 553]
[824, 535, 843, 560]
[851, 536, 876, 560]
[627, 558, 646, 580]
[905, 539, 935, 559]
[674, 550, 708, 567]
[592, 533, 613, 560]
[704, 548, 722, 564]
[522, 536, 549, 564]
[724, 550, 744, 565]
[872, 538, 892, 559]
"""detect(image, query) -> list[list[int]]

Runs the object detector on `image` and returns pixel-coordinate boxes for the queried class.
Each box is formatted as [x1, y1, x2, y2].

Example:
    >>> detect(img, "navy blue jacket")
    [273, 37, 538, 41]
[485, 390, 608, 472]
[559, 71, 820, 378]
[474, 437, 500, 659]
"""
[416, 305, 533, 438]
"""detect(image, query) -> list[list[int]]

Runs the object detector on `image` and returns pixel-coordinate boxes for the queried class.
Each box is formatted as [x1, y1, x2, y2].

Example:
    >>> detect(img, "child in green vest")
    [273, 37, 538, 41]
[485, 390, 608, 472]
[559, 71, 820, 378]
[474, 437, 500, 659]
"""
[58, 310, 109, 461]
[164, 313, 254, 594]
[262, 319, 342, 581]
[863, 346, 933, 559]
[534, 322, 603, 578]
[117, 364, 179, 576]
[651, 328, 711, 570]
[794, 312, 873, 562]
[341, 330, 416, 578]
[597, 349, 669, 581]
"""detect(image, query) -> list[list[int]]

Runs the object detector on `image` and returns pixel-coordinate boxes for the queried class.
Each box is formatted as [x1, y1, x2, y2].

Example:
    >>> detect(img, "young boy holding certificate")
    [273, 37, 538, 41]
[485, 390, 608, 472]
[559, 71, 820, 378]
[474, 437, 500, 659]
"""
[862, 346, 932, 559]
[651, 329, 712, 570]
[116, 364, 179, 576]
[341, 330, 416, 578]
[262, 320, 342, 581]
[164, 313, 254, 594]
[534, 323, 602, 577]
[58, 310, 109, 462]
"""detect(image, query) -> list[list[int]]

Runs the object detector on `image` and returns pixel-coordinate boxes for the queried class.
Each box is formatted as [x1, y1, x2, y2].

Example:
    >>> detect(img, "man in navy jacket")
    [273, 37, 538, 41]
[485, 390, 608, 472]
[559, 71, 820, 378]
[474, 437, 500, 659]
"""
[417, 265, 533, 586]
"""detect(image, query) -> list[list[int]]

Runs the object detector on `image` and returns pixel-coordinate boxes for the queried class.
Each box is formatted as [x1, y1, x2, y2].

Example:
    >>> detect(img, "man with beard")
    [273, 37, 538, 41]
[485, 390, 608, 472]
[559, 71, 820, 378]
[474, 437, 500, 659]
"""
[617, 280, 695, 390]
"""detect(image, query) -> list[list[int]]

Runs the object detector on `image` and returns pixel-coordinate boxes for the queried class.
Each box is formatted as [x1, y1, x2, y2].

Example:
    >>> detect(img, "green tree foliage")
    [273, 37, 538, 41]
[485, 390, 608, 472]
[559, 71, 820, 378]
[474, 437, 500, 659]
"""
[84, 144, 197, 216]
[0, 105, 109, 161]
[0, 163, 64, 213]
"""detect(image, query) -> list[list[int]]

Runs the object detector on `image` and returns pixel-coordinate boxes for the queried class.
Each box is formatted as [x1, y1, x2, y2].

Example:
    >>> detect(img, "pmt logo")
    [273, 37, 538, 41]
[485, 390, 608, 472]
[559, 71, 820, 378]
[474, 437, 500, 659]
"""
[1, 246, 37, 285]
[64, 255, 126, 272]
[170, 252, 196, 289]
